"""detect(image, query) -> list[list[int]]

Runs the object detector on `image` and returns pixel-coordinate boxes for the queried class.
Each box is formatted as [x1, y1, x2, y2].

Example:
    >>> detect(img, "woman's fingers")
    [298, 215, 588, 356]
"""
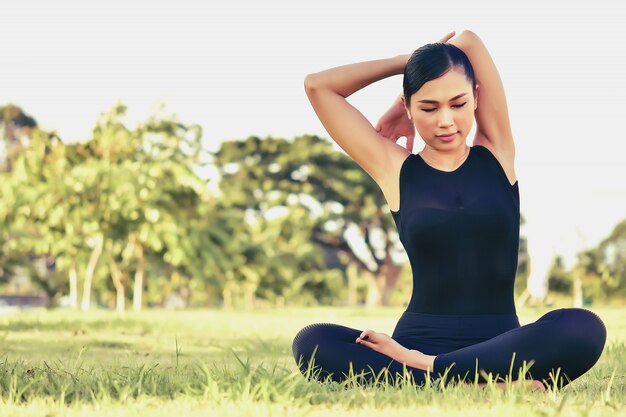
[356, 330, 374, 344]
[438, 31, 456, 43]
[406, 133, 415, 152]
[358, 339, 379, 351]
[358, 330, 372, 340]
[356, 330, 390, 343]
[439, 31, 456, 43]
[356, 332, 379, 351]
[374, 123, 387, 138]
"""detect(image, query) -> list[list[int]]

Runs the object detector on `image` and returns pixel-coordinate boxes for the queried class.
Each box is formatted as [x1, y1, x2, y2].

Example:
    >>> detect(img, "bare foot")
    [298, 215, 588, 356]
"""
[478, 379, 546, 392]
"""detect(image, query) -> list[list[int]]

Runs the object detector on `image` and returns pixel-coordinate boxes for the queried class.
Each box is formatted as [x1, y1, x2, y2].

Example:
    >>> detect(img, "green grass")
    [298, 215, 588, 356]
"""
[0, 305, 624, 416]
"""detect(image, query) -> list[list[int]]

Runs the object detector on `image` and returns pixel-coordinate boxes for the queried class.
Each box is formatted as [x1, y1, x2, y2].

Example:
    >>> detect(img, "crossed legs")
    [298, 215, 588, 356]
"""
[292, 308, 606, 389]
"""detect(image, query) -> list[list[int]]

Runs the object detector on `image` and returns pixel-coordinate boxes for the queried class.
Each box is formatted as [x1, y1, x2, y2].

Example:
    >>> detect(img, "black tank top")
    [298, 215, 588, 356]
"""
[390, 145, 520, 315]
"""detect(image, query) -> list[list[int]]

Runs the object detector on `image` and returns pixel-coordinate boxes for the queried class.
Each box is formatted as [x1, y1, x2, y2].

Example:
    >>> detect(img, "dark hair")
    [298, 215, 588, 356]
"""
[403, 43, 476, 108]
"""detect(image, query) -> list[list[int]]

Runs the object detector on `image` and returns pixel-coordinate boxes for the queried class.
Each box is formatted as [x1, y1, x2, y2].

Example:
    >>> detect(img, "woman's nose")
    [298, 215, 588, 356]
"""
[438, 109, 454, 127]
[438, 119, 453, 127]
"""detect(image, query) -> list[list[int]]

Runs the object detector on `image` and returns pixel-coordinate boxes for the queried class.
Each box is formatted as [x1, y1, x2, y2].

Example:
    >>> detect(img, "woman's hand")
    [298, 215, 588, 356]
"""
[374, 96, 415, 152]
[375, 31, 456, 152]
[355, 330, 412, 364]
[438, 31, 456, 43]
[356, 330, 434, 371]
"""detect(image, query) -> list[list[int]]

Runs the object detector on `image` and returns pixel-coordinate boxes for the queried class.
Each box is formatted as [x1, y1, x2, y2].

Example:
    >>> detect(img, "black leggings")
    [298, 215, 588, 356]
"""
[292, 308, 607, 389]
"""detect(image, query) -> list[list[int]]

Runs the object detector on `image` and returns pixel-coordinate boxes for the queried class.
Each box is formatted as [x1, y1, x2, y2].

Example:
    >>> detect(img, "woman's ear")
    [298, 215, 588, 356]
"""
[401, 96, 412, 120]
[474, 84, 479, 111]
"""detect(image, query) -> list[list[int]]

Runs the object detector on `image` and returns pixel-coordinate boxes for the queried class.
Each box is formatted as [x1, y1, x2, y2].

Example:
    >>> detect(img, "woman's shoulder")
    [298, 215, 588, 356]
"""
[378, 145, 414, 213]
[472, 134, 517, 186]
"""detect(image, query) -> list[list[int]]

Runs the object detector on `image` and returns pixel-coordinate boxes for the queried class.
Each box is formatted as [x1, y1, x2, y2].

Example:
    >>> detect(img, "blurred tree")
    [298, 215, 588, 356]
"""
[0, 104, 37, 172]
[573, 219, 626, 303]
[514, 214, 536, 305]
[68, 103, 225, 311]
[547, 255, 573, 294]
[2, 102, 234, 311]
[0, 105, 39, 294]
[546, 219, 625, 304]
[214, 134, 410, 307]
[595, 218, 626, 297]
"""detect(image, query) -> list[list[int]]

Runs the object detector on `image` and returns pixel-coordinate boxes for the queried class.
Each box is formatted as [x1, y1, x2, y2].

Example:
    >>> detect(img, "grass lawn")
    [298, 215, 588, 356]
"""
[0, 304, 624, 416]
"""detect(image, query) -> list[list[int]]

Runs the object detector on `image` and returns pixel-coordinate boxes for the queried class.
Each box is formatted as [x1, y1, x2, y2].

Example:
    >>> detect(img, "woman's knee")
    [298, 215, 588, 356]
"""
[555, 308, 607, 359]
[292, 323, 322, 359]
[292, 323, 357, 366]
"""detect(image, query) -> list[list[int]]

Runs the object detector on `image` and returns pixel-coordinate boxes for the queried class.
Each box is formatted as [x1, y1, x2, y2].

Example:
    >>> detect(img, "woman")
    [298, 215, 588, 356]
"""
[292, 30, 607, 391]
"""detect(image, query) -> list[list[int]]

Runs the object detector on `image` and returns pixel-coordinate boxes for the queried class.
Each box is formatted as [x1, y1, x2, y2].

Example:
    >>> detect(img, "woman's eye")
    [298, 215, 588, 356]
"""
[421, 102, 467, 113]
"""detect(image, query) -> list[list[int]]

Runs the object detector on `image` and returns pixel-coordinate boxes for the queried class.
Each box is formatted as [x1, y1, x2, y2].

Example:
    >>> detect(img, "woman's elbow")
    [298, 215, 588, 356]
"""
[458, 29, 480, 43]
[304, 73, 319, 92]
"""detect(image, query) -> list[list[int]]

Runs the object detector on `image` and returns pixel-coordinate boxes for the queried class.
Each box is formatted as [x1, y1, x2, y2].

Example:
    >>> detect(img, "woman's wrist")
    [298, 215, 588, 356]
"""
[306, 55, 409, 98]
[399, 348, 436, 372]
[390, 54, 410, 75]
[396, 53, 411, 67]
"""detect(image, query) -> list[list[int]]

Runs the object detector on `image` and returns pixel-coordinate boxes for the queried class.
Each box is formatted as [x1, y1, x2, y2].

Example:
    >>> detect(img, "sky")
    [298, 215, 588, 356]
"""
[2, 0, 625, 290]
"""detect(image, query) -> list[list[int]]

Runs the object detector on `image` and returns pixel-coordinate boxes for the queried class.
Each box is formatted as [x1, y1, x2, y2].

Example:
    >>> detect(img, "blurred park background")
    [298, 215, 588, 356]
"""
[1, 101, 624, 313]
[0, 0, 625, 313]
[0, 1, 625, 415]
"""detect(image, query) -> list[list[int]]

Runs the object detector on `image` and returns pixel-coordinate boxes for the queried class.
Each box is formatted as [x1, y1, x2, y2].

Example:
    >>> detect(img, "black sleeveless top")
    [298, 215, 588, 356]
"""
[390, 145, 520, 315]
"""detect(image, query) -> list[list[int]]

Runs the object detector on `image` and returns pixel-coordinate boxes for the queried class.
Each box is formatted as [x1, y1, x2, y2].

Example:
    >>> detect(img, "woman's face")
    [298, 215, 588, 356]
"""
[404, 68, 478, 149]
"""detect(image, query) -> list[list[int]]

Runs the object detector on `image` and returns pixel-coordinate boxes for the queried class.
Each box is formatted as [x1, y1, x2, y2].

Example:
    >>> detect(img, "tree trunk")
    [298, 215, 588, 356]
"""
[162, 264, 173, 307]
[68, 259, 79, 309]
[180, 277, 191, 308]
[517, 288, 530, 307]
[275, 295, 285, 308]
[243, 281, 256, 308]
[105, 245, 125, 313]
[381, 263, 403, 306]
[363, 269, 385, 307]
[81, 233, 103, 311]
[222, 275, 234, 309]
[573, 268, 584, 308]
[133, 243, 145, 312]
[346, 262, 358, 306]
[222, 286, 232, 309]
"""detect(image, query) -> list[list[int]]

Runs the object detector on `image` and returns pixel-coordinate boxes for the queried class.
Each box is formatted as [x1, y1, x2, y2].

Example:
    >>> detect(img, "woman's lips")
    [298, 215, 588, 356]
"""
[437, 132, 457, 141]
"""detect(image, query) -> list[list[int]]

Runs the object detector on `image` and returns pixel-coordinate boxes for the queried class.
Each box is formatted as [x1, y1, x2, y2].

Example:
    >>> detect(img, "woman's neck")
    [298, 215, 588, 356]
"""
[419, 145, 470, 171]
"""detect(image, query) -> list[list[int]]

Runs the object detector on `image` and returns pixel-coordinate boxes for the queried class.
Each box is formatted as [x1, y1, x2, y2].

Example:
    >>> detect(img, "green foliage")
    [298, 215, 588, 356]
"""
[548, 219, 626, 301]
[2, 102, 624, 310]
[0, 103, 235, 309]
[548, 255, 573, 293]
[594, 219, 626, 297]
[213, 134, 413, 307]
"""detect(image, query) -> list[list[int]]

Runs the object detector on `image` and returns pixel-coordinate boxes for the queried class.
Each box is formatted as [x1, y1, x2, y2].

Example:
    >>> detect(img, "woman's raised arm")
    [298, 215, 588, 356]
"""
[304, 32, 456, 187]
[304, 55, 410, 186]
[449, 30, 515, 155]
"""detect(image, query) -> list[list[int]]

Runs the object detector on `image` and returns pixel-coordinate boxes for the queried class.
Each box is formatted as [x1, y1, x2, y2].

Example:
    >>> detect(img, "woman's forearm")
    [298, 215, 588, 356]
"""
[400, 349, 436, 372]
[304, 54, 410, 98]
